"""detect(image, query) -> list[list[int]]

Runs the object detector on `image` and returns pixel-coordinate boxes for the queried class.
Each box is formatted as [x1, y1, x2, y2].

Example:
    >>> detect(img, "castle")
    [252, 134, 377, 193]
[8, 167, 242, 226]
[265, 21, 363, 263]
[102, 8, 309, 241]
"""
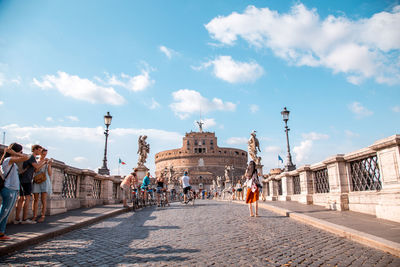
[154, 125, 248, 192]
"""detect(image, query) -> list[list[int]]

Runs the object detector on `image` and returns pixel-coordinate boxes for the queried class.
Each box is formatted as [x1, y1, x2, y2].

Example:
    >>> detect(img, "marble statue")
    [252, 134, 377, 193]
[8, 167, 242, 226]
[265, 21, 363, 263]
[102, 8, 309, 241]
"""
[168, 165, 174, 184]
[224, 165, 233, 182]
[248, 131, 261, 165]
[217, 176, 222, 188]
[137, 135, 150, 166]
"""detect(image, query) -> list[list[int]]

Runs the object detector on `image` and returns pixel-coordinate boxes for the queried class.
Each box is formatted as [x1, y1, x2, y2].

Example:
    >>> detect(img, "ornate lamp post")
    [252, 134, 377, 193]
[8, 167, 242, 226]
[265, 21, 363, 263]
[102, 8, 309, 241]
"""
[98, 112, 112, 175]
[281, 107, 296, 171]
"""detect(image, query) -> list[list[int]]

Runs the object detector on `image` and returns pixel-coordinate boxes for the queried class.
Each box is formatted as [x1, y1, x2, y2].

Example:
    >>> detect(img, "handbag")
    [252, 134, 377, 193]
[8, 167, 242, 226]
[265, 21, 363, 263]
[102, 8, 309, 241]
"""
[251, 183, 257, 193]
[33, 172, 47, 184]
[0, 164, 14, 190]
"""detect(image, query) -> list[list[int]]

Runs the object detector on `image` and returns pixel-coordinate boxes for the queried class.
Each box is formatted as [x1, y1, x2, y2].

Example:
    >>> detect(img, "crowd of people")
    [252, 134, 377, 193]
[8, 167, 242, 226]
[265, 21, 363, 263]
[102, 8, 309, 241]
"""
[119, 159, 264, 218]
[0, 143, 53, 240]
[1, 141, 263, 240]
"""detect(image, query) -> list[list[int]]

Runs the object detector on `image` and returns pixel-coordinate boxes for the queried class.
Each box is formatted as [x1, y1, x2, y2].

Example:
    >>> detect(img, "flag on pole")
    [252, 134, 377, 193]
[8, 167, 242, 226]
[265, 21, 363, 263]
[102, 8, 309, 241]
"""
[119, 158, 126, 165]
[278, 155, 283, 163]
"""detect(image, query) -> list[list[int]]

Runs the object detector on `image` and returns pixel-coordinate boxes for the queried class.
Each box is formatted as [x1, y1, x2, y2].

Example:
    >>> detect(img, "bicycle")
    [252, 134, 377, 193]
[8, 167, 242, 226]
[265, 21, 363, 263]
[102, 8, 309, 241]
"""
[179, 190, 195, 205]
[160, 190, 169, 207]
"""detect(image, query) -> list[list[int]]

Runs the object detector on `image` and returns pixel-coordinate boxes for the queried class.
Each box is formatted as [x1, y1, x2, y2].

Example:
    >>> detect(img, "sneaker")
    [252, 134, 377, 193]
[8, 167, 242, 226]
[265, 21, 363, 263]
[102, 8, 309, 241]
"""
[13, 220, 21, 225]
[21, 219, 37, 224]
[0, 235, 11, 240]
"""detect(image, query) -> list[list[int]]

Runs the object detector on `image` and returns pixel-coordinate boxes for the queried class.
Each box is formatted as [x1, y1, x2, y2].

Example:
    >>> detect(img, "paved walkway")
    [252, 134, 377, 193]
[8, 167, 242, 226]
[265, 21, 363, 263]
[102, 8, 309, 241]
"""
[0, 200, 399, 266]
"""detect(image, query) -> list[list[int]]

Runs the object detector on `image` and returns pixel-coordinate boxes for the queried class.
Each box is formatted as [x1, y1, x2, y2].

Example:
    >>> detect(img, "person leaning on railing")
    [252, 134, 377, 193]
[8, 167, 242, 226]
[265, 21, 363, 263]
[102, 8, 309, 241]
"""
[121, 171, 137, 208]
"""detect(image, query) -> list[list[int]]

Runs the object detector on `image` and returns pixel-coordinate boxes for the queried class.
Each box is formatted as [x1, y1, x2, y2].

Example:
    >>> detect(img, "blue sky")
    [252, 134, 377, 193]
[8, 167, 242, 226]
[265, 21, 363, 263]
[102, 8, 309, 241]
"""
[1, 0, 399, 176]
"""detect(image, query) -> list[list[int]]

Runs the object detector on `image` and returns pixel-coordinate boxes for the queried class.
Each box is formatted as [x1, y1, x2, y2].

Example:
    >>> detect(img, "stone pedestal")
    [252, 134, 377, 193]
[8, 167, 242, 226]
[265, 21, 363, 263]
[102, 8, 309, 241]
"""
[136, 165, 149, 184]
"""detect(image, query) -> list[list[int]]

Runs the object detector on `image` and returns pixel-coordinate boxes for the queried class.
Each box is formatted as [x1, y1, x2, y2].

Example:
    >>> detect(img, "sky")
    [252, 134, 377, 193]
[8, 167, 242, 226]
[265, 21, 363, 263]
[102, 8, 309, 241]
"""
[0, 0, 399, 176]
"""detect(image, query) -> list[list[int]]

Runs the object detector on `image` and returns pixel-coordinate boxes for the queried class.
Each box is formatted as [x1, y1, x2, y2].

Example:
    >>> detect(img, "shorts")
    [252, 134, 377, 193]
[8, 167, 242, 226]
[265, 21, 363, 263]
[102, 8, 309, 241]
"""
[237, 188, 243, 192]
[120, 184, 130, 201]
[156, 187, 163, 194]
[183, 186, 191, 194]
[20, 182, 33, 196]
[140, 185, 148, 190]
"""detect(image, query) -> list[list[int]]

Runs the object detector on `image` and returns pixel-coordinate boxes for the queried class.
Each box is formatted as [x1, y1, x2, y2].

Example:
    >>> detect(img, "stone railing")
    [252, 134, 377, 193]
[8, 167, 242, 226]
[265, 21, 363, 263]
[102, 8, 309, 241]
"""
[262, 135, 400, 223]
[0, 145, 124, 221]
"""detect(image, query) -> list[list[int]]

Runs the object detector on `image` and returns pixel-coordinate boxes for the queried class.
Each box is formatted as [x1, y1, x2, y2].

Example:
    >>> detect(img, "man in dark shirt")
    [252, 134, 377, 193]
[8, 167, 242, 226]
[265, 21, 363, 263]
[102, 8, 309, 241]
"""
[15, 144, 46, 224]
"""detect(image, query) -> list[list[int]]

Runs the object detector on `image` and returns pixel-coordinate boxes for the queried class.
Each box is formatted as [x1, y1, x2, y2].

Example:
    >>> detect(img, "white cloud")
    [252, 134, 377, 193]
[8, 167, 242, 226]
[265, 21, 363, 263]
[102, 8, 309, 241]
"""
[11, 76, 21, 85]
[106, 70, 155, 92]
[348, 102, 373, 118]
[202, 118, 216, 129]
[66, 116, 79, 122]
[250, 104, 259, 113]
[0, 101, 3, 106]
[159, 45, 177, 59]
[293, 139, 313, 163]
[226, 137, 248, 145]
[294, 132, 329, 164]
[170, 89, 236, 119]
[149, 98, 160, 110]
[73, 156, 87, 163]
[392, 106, 400, 113]
[33, 71, 126, 105]
[46, 117, 53, 122]
[205, 4, 400, 85]
[197, 56, 264, 83]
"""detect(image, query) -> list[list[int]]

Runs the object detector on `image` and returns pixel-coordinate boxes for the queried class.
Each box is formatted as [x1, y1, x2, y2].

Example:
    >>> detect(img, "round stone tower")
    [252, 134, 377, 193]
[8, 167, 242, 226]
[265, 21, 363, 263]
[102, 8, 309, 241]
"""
[155, 130, 248, 192]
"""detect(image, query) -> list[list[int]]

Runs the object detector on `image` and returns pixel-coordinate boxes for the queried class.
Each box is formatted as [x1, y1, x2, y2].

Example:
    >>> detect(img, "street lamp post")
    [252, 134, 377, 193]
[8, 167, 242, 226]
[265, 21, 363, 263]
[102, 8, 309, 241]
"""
[98, 112, 112, 175]
[281, 107, 296, 172]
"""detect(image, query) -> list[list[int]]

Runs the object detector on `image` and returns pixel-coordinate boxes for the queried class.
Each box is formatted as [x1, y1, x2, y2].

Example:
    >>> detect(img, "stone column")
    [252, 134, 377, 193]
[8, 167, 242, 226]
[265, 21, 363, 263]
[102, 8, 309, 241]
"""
[102, 178, 114, 204]
[369, 135, 400, 222]
[297, 165, 313, 204]
[80, 170, 97, 208]
[280, 172, 293, 201]
[323, 155, 349, 211]
[47, 160, 67, 215]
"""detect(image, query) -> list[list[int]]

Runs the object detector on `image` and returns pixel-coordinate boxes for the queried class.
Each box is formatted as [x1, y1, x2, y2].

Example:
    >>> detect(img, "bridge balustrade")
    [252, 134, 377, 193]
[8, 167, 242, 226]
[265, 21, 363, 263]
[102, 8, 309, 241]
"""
[262, 135, 400, 223]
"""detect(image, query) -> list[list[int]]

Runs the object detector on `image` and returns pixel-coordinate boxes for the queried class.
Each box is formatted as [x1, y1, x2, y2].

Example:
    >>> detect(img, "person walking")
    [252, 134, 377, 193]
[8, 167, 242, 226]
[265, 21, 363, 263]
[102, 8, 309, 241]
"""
[120, 171, 137, 208]
[15, 144, 45, 224]
[180, 171, 191, 203]
[235, 180, 243, 201]
[245, 161, 261, 217]
[32, 148, 53, 222]
[0, 143, 29, 240]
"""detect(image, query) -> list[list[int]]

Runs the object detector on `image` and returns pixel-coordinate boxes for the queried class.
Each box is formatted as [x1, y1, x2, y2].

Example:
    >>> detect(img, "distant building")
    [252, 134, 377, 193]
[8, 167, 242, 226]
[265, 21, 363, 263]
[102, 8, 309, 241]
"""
[155, 129, 248, 192]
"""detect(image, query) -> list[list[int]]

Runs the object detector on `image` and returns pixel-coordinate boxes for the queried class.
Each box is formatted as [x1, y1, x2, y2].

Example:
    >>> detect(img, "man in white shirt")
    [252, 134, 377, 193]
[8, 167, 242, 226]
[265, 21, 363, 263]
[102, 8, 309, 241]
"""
[181, 171, 191, 203]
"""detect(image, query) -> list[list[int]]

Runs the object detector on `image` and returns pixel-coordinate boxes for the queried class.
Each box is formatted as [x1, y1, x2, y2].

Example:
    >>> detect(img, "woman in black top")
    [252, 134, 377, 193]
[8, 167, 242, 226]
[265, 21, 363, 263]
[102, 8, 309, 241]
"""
[156, 176, 169, 207]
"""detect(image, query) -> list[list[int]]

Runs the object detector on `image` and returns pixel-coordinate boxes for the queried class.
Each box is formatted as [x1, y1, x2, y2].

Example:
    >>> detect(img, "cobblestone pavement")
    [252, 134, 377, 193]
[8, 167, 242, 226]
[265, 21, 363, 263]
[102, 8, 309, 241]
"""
[1, 200, 399, 266]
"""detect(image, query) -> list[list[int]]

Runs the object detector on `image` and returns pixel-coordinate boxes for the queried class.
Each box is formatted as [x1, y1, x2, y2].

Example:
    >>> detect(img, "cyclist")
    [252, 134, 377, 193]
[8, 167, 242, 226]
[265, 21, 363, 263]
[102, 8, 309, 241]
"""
[140, 172, 151, 202]
[156, 175, 169, 207]
[181, 171, 191, 204]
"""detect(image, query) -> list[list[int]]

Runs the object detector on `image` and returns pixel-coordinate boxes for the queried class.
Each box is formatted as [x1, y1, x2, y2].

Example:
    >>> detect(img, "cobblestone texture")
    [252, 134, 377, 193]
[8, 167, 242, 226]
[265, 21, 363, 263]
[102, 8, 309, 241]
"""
[1, 200, 399, 266]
